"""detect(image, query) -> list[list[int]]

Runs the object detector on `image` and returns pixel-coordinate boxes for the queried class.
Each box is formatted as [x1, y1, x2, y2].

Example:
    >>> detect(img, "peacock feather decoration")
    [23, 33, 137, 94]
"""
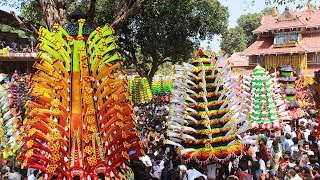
[165, 50, 249, 165]
[20, 14, 144, 179]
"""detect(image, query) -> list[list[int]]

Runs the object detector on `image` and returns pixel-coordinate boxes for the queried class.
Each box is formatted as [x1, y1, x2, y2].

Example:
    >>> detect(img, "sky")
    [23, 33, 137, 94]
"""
[1, 0, 318, 52]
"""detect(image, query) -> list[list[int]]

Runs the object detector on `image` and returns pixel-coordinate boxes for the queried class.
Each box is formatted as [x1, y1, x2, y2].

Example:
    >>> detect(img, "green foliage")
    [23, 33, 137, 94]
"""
[92, 0, 117, 27]
[220, 26, 248, 56]
[0, 24, 26, 38]
[155, 62, 173, 76]
[119, 0, 229, 81]
[20, 0, 45, 26]
[1, 0, 228, 82]
[237, 7, 273, 46]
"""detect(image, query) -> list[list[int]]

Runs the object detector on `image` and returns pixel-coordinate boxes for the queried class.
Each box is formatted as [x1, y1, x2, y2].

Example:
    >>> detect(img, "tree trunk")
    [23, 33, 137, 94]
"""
[37, 0, 67, 30]
[86, 0, 97, 27]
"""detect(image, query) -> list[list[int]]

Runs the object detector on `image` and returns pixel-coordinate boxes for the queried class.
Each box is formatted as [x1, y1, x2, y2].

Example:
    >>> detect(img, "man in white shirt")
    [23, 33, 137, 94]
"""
[187, 167, 207, 180]
[7, 167, 21, 180]
[152, 156, 164, 179]
[139, 154, 152, 168]
[27, 170, 39, 180]
[256, 152, 266, 178]
[283, 133, 294, 152]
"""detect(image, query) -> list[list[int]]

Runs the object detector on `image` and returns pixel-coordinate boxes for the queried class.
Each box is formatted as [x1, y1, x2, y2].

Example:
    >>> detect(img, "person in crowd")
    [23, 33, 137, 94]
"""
[256, 152, 266, 179]
[285, 168, 302, 180]
[187, 164, 207, 180]
[160, 162, 170, 180]
[27, 170, 38, 180]
[152, 155, 164, 179]
[290, 137, 300, 162]
[283, 133, 294, 152]
[139, 148, 153, 170]
[178, 165, 188, 180]
[235, 161, 253, 180]
[300, 141, 314, 156]
[270, 145, 282, 173]
[5, 166, 21, 180]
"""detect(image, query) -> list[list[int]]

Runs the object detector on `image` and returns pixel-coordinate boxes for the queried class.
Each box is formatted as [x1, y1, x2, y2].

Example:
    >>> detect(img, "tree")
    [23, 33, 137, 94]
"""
[220, 26, 248, 56]
[118, 0, 229, 82]
[264, 0, 312, 8]
[237, 7, 273, 47]
[1, 0, 228, 83]
[0, 0, 152, 32]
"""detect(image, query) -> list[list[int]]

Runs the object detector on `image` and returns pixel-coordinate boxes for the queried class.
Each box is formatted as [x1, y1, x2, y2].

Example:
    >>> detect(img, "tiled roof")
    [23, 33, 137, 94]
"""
[254, 9, 320, 34]
[242, 33, 320, 56]
[220, 52, 249, 67]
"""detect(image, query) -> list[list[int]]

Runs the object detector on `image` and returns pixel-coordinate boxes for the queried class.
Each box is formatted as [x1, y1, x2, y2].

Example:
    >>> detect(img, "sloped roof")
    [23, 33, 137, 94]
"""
[242, 33, 320, 56]
[220, 52, 249, 67]
[254, 9, 320, 34]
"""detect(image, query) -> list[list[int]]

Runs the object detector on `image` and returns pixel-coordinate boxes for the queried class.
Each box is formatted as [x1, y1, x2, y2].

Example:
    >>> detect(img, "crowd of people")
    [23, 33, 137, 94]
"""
[131, 98, 320, 180]
[0, 79, 318, 179]
[0, 38, 35, 53]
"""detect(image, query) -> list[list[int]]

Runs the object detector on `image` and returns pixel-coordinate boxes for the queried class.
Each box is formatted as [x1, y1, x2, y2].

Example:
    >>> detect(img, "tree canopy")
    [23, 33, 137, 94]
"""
[119, 0, 228, 81]
[220, 26, 248, 56]
[0, 0, 229, 82]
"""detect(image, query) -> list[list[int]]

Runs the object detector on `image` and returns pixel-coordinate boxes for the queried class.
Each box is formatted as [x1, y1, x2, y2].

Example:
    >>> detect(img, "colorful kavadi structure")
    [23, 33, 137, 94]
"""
[165, 50, 252, 164]
[20, 11, 144, 179]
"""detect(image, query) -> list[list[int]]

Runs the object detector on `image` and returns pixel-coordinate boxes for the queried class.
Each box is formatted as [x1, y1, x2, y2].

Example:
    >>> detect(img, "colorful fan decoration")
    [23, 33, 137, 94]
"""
[128, 77, 152, 104]
[278, 65, 304, 121]
[0, 83, 24, 159]
[165, 49, 249, 165]
[151, 75, 173, 100]
[20, 12, 144, 179]
[248, 65, 289, 130]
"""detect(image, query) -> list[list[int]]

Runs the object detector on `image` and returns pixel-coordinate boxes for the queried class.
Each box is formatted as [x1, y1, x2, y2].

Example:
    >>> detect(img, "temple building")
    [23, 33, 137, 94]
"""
[242, 5, 320, 81]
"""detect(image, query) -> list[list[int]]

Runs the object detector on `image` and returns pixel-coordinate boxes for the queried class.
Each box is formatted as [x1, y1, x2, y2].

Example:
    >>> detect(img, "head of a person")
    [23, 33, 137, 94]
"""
[292, 137, 298, 145]
[308, 154, 317, 164]
[179, 165, 187, 175]
[287, 169, 297, 178]
[308, 135, 316, 143]
[303, 142, 310, 151]
[285, 133, 291, 140]
[12, 166, 18, 172]
[256, 152, 262, 160]
[259, 138, 266, 145]
[273, 146, 279, 153]
[155, 155, 162, 164]
[238, 161, 248, 171]
[283, 151, 291, 160]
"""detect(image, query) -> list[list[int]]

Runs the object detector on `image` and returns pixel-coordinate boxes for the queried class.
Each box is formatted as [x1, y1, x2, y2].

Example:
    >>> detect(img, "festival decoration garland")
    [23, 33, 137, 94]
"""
[0, 83, 24, 159]
[248, 65, 289, 130]
[151, 76, 173, 96]
[128, 77, 152, 104]
[165, 49, 251, 164]
[20, 18, 144, 179]
[278, 65, 304, 120]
